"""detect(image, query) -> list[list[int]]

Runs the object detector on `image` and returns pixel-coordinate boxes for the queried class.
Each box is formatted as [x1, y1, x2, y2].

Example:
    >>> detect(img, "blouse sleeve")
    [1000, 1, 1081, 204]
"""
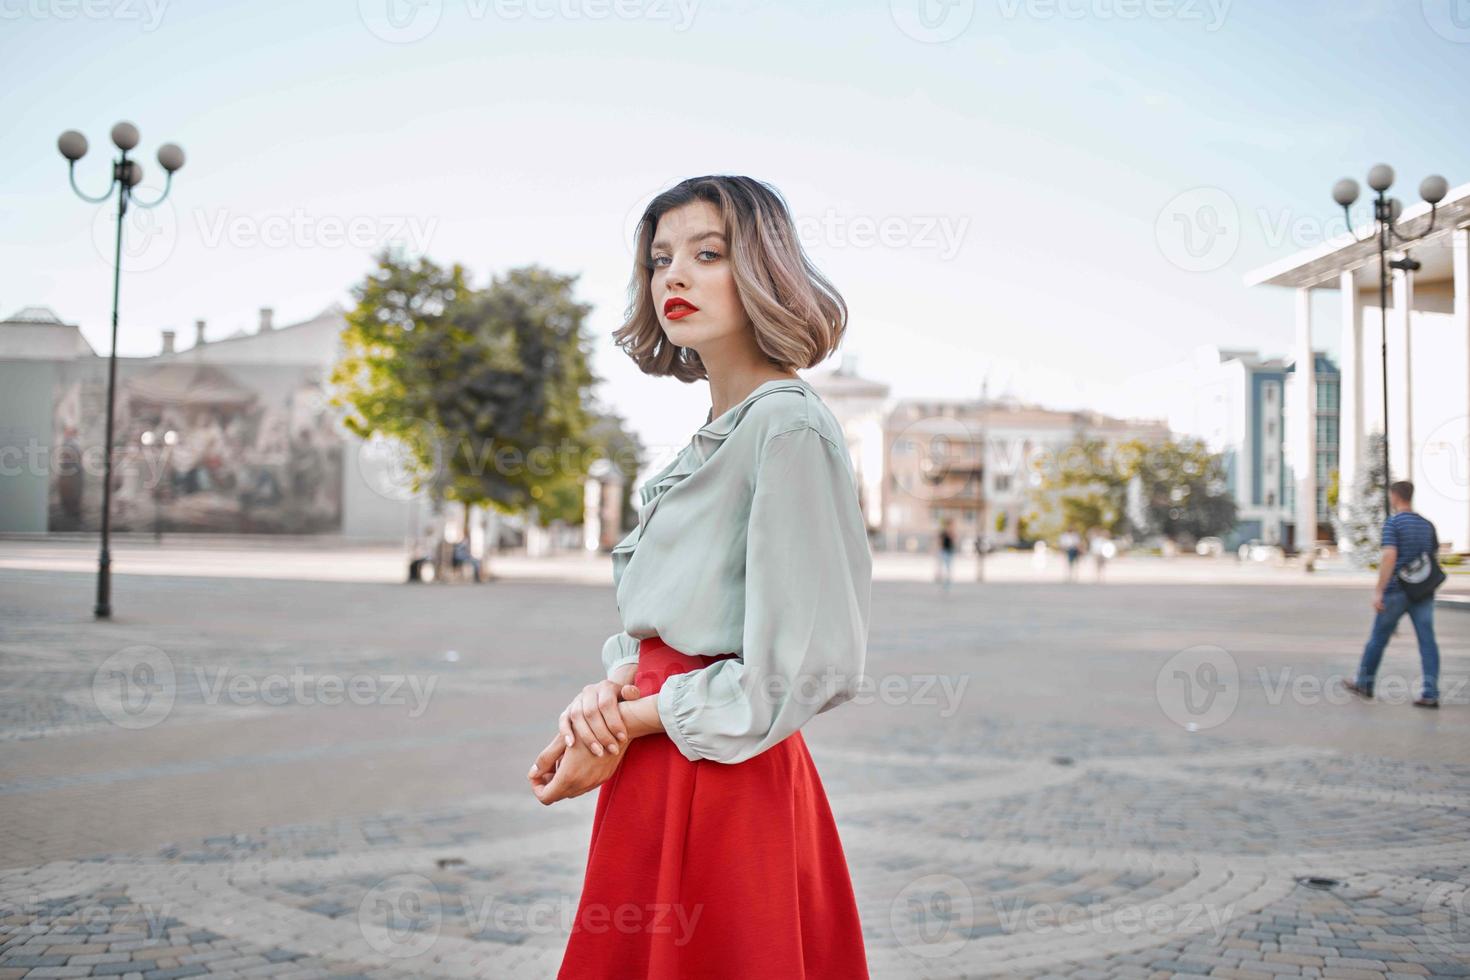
[601, 631, 641, 680]
[655, 425, 873, 764]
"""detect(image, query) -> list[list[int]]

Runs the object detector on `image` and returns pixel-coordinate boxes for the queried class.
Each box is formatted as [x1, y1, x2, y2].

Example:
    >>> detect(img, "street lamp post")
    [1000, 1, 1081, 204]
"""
[1331, 165, 1448, 516]
[58, 121, 185, 619]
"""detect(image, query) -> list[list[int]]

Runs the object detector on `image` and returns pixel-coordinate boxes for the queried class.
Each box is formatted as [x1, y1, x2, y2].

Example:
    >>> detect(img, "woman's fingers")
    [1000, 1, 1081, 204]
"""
[575, 688, 619, 756]
[597, 685, 629, 745]
[580, 688, 620, 754]
[566, 697, 607, 757]
[530, 733, 566, 780]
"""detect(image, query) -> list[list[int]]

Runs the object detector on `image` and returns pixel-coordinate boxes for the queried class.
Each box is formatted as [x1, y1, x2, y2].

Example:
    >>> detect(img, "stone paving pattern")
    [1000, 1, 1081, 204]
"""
[1, 550, 1467, 978]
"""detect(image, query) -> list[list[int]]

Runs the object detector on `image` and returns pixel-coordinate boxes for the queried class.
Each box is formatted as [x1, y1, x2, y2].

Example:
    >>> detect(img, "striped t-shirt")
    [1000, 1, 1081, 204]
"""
[1381, 511, 1437, 596]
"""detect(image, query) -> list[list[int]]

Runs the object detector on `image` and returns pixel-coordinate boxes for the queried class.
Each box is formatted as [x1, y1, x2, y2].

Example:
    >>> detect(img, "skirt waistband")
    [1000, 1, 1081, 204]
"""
[634, 636, 738, 696]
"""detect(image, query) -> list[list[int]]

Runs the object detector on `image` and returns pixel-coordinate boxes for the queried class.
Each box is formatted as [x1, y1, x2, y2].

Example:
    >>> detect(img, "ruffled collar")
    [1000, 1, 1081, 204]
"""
[611, 377, 811, 581]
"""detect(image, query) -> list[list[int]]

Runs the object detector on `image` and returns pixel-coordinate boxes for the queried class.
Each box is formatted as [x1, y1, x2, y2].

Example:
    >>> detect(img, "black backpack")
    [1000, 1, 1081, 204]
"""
[1396, 520, 1447, 602]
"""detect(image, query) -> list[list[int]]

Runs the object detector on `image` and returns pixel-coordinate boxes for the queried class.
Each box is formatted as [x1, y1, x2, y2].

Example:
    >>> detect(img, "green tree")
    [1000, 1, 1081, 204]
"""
[331, 252, 603, 573]
[1022, 437, 1128, 542]
[1124, 437, 1237, 542]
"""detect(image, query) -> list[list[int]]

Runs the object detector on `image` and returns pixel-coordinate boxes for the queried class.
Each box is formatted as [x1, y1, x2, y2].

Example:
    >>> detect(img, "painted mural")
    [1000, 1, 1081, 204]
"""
[49, 362, 343, 534]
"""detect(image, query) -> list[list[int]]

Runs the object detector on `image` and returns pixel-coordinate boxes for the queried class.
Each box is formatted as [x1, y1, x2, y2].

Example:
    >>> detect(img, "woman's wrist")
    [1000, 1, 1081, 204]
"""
[620, 696, 664, 740]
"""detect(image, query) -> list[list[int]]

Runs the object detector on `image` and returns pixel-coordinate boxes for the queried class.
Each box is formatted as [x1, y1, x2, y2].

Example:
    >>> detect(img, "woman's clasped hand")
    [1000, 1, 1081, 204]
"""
[528, 669, 642, 805]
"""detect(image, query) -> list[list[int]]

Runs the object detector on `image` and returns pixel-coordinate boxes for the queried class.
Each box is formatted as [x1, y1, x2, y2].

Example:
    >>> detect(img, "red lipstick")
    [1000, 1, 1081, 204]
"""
[664, 297, 699, 320]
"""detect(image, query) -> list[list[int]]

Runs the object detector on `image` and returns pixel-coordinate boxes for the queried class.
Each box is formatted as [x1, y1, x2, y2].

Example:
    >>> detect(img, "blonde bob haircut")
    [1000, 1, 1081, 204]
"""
[613, 175, 848, 383]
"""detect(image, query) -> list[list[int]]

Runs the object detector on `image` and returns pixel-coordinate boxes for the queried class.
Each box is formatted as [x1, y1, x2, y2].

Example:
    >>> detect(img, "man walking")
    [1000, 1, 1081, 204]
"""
[1346, 481, 1441, 708]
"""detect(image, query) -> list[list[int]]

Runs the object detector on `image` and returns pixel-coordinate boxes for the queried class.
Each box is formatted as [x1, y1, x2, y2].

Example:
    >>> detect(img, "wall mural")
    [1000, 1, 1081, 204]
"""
[49, 361, 343, 534]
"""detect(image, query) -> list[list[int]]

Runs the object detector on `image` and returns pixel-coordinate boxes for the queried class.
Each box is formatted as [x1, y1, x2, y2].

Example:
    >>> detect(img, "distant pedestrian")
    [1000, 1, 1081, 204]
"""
[935, 519, 956, 591]
[1089, 528, 1113, 583]
[452, 538, 483, 583]
[1059, 528, 1082, 582]
[1345, 481, 1442, 708]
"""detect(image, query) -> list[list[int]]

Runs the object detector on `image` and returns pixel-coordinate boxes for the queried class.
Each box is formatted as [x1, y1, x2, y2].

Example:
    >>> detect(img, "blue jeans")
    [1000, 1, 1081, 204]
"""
[1357, 589, 1440, 700]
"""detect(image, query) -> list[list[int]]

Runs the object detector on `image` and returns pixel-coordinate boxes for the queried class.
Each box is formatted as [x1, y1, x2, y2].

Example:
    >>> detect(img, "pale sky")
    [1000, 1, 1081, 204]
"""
[4, 0, 1467, 460]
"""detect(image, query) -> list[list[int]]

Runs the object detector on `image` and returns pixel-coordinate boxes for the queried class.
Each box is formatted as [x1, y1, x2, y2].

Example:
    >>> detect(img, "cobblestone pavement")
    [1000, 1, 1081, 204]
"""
[1, 555, 1468, 978]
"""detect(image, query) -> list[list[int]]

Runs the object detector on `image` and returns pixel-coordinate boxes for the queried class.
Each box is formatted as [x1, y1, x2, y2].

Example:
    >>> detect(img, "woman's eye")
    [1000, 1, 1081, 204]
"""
[651, 255, 669, 267]
[697, 249, 721, 261]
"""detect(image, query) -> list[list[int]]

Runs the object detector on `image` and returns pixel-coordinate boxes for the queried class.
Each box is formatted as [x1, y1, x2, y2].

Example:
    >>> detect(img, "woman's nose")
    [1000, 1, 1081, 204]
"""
[661, 255, 689, 289]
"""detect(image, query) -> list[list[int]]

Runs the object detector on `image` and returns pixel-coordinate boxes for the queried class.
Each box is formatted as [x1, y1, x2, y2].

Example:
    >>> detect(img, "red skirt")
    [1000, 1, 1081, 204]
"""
[557, 635, 870, 979]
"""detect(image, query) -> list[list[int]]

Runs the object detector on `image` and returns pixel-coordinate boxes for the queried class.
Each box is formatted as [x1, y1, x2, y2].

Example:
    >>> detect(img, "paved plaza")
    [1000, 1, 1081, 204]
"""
[0, 541, 1467, 979]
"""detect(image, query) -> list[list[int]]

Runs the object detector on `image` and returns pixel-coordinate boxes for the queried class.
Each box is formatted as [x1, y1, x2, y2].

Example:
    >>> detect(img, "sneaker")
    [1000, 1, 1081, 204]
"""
[1413, 697, 1440, 709]
[1343, 679, 1374, 700]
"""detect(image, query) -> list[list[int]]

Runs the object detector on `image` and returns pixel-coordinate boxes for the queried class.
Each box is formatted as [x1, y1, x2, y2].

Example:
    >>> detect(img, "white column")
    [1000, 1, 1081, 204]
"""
[1454, 227, 1470, 548]
[1338, 270, 1364, 528]
[1294, 287, 1317, 566]
[1393, 259, 1415, 481]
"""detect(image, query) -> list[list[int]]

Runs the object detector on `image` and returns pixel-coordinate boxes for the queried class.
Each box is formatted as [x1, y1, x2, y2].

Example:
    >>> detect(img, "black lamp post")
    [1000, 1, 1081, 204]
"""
[58, 122, 185, 619]
[1331, 165, 1448, 516]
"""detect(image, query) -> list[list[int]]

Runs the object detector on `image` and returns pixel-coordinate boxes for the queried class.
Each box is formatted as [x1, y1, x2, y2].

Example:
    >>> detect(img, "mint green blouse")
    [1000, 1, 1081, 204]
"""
[599, 377, 873, 765]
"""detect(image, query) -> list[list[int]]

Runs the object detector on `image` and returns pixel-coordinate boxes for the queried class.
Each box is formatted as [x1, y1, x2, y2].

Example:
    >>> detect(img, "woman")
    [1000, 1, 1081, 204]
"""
[527, 175, 873, 979]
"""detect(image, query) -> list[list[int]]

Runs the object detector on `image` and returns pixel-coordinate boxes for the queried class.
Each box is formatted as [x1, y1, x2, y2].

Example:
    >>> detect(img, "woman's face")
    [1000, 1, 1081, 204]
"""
[648, 200, 747, 355]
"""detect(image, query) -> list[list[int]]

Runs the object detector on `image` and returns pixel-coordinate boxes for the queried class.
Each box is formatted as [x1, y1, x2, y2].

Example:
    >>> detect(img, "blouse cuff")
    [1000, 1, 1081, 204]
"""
[601, 632, 641, 681]
[655, 672, 706, 762]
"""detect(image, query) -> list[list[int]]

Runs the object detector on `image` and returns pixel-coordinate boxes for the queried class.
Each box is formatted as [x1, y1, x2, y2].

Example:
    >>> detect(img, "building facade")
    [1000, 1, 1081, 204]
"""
[881, 398, 1171, 552]
[1247, 181, 1470, 554]
[0, 305, 420, 541]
